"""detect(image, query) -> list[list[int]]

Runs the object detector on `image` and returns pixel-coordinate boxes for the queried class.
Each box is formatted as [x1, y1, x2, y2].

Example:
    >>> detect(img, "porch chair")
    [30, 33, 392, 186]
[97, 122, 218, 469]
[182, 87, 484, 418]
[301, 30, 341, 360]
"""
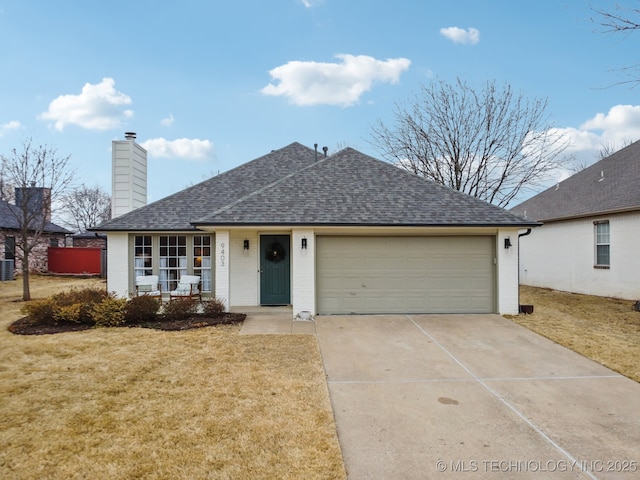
[169, 275, 202, 302]
[135, 275, 162, 299]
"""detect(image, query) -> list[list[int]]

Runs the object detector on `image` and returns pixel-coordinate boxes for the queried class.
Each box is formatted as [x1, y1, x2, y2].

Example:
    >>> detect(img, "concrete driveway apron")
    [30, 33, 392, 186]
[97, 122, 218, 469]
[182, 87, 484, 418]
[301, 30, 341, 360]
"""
[315, 314, 640, 480]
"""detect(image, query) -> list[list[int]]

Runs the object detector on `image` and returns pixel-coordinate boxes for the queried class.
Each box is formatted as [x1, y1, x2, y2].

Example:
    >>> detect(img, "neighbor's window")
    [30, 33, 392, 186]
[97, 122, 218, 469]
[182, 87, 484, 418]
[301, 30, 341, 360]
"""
[159, 235, 187, 291]
[50, 238, 59, 247]
[5, 236, 15, 260]
[193, 235, 212, 292]
[134, 235, 153, 277]
[594, 221, 610, 268]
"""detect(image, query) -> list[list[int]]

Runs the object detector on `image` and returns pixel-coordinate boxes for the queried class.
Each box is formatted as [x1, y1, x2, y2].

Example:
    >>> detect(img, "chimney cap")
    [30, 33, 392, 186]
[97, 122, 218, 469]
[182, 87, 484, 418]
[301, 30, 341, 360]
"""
[124, 132, 137, 140]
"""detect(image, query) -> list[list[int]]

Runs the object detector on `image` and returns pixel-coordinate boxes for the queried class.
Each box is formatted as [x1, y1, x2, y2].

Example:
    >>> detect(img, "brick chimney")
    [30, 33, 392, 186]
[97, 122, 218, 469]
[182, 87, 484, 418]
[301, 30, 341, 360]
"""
[15, 186, 51, 222]
[111, 132, 147, 218]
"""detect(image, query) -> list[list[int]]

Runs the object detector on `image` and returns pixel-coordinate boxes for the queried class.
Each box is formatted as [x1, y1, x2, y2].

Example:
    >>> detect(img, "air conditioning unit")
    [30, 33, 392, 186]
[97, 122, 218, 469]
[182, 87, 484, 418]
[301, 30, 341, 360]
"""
[0, 259, 14, 281]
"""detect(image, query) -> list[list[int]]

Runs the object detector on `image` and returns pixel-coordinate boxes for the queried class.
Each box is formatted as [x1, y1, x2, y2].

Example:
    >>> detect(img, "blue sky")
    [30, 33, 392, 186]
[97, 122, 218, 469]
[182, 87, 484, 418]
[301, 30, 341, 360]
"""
[1, 0, 639, 207]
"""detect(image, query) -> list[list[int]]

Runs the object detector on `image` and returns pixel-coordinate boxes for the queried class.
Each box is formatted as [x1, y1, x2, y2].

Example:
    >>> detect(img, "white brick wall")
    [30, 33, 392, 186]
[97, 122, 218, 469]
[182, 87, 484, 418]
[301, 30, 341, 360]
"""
[497, 228, 521, 315]
[214, 231, 230, 311]
[107, 232, 129, 298]
[292, 229, 315, 316]
[229, 231, 258, 306]
[519, 212, 640, 300]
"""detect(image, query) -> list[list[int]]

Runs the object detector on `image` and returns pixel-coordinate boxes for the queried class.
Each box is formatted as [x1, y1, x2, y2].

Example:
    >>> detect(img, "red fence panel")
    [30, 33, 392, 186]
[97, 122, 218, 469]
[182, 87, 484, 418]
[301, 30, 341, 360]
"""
[48, 247, 102, 275]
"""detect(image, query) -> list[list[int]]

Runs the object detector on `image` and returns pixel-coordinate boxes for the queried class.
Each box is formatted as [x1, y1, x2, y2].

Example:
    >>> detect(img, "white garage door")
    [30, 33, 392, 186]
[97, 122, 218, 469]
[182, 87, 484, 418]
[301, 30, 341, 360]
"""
[316, 236, 495, 314]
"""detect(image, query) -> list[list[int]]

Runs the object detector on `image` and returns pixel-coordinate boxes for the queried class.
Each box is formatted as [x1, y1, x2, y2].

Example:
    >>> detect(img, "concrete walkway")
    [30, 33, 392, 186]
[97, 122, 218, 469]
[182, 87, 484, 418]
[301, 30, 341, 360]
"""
[241, 314, 640, 479]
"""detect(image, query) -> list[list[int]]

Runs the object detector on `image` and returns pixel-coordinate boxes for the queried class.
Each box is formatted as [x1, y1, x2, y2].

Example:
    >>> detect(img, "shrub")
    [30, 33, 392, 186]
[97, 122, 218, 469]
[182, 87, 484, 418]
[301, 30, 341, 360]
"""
[52, 303, 83, 324]
[124, 295, 161, 324]
[202, 297, 226, 317]
[51, 287, 110, 324]
[21, 300, 55, 326]
[91, 297, 128, 327]
[162, 299, 198, 321]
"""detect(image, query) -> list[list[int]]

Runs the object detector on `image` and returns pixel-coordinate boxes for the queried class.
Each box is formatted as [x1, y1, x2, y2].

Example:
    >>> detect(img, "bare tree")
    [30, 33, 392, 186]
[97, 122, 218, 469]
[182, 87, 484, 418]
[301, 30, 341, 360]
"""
[1, 139, 74, 300]
[592, 2, 640, 86]
[61, 184, 111, 233]
[369, 78, 569, 207]
[597, 138, 634, 160]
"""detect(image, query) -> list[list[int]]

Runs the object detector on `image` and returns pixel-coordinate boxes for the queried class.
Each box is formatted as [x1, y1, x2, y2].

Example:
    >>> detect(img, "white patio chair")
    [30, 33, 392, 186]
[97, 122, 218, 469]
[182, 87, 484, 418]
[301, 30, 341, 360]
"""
[169, 275, 202, 302]
[135, 275, 162, 299]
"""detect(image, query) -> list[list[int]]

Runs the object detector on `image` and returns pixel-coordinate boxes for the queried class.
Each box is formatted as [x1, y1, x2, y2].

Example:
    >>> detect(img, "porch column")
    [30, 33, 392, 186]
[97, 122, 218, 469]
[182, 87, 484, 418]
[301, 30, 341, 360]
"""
[291, 229, 315, 317]
[215, 230, 230, 311]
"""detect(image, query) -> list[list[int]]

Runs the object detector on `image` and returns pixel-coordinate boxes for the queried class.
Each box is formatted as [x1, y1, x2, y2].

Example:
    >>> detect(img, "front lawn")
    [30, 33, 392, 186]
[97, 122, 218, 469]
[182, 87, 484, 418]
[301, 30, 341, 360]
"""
[512, 285, 640, 383]
[0, 276, 346, 479]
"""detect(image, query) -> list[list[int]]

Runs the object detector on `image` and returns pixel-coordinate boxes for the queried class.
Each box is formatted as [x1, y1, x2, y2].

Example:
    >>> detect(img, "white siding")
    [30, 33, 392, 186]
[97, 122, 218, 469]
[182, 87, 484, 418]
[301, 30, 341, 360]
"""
[519, 212, 640, 299]
[229, 231, 259, 306]
[292, 229, 315, 316]
[112, 140, 147, 218]
[106, 232, 129, 298]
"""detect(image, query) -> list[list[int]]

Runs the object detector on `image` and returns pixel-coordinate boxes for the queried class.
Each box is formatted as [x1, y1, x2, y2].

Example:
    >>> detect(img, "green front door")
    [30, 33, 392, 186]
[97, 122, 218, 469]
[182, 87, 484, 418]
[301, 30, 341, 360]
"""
[260, 235, 291, 305]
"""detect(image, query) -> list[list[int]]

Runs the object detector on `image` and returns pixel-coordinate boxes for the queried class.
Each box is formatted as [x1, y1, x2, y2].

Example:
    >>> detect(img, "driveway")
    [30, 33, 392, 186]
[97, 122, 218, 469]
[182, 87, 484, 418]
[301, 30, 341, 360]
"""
[314, 314, 640, 479]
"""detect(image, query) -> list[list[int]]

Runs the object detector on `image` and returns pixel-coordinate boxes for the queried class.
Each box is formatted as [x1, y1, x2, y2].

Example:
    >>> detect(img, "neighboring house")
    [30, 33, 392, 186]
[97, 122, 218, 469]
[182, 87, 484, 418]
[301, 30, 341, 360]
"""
[0, 197, 70, 274]
[93, 142, 537, 316]
[511, 140, 640, 300]
[71, 232, 107, 249]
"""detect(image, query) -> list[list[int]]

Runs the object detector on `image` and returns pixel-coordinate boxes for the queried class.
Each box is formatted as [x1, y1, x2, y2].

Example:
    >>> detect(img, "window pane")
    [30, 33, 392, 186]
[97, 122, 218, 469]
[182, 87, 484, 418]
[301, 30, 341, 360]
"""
[194, 235, 212, 293]
[159, 235, 188, 291]
[134, 235, 153, 276]
[596, 245, 610, 265]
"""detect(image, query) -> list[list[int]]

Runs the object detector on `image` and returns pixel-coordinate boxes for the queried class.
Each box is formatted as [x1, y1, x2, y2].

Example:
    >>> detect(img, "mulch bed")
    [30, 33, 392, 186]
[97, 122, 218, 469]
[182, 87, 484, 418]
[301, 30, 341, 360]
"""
[8, 313, 246, 335]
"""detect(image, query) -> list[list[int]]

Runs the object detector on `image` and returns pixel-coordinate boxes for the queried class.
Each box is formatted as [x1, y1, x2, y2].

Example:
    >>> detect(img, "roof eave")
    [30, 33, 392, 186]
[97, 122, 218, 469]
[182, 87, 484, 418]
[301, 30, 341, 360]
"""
[189, 221, 541, 228]
[534, 205, 640, 223]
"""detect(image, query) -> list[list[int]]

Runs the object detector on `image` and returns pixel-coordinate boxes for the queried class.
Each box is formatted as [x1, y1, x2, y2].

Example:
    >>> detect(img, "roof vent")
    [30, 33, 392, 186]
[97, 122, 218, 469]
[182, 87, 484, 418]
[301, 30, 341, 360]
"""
[598, 170, 605, 182]
[323, 146, 328, 157]
[124, 132, 137, 140]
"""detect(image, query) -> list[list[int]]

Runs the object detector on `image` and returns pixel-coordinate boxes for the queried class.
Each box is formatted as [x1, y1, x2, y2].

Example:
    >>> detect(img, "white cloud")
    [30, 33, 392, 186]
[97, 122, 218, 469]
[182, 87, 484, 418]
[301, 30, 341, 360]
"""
[39, 78, 133, 131]
[440, 27, 480, 45]
[299, 0, 320, 7]
[161, 114, 175, 127]
[579, 104, 640, 142]
[0, 120, 22, 137]
[261, 54, 411, 106]
[140, 137, 213, 160]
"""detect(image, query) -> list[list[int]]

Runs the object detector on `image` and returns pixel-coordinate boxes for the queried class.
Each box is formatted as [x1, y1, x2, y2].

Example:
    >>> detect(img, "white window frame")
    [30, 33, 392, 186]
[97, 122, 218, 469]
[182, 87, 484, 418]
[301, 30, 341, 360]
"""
[594, 221, 610, 268]
[193, 235, 212, 293]
[159, 235, 187, 291]
[134, 235, 153, 277]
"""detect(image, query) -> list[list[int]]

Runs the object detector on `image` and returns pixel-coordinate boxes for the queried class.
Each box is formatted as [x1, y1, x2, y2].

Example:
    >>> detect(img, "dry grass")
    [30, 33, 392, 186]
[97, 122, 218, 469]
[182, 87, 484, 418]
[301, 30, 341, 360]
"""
[512, 285, 640, 383]
[0, 276, 346, 479]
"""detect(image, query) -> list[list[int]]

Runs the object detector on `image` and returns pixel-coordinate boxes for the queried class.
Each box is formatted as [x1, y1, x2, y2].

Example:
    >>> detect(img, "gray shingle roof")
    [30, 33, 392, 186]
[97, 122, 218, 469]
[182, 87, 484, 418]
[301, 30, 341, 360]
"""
[0, 199, 70, 234]
[94, 142, 536, 231]
[511, 140, 640, 221]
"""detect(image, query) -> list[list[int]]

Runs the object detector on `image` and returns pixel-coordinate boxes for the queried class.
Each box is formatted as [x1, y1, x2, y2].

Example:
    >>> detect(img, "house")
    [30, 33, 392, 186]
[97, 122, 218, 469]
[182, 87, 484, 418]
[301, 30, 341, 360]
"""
[71, 232, 107, 249]
[93, 140, 538, 316]
[510, 140, 640, 300]
[0, 193, 70, 274]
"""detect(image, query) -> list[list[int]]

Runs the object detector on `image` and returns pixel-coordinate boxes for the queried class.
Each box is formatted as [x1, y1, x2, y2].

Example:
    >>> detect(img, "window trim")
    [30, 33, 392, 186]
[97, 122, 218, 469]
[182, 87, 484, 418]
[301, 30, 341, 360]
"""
[593, 220, 610, 269]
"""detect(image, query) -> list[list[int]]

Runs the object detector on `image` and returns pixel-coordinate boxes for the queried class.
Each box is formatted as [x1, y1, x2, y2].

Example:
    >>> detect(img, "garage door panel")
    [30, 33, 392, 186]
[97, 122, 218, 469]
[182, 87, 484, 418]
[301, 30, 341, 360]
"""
[317, 236, 495, 314]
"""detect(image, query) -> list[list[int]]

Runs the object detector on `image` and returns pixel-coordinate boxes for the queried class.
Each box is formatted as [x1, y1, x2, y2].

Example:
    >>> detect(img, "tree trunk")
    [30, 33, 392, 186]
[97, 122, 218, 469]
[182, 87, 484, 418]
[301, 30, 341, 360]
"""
[22, 257, 30, 301]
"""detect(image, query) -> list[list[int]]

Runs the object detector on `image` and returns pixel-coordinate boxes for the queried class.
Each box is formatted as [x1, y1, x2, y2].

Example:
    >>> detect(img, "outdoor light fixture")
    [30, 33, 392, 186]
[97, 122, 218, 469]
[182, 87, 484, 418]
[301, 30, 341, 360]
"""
[301, 237, 307, 249]
[504, 238, 512, 249]
[243, 239, 250, 250]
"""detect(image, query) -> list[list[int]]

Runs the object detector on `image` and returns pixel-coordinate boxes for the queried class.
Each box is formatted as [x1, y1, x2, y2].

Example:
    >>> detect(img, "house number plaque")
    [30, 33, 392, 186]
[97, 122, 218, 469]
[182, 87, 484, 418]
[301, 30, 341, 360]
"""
[220, 243, 225, 267]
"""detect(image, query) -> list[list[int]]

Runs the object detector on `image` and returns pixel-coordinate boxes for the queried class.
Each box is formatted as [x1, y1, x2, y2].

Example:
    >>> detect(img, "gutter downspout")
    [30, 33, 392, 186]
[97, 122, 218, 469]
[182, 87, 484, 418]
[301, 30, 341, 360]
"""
[517, 228, 532, 311]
